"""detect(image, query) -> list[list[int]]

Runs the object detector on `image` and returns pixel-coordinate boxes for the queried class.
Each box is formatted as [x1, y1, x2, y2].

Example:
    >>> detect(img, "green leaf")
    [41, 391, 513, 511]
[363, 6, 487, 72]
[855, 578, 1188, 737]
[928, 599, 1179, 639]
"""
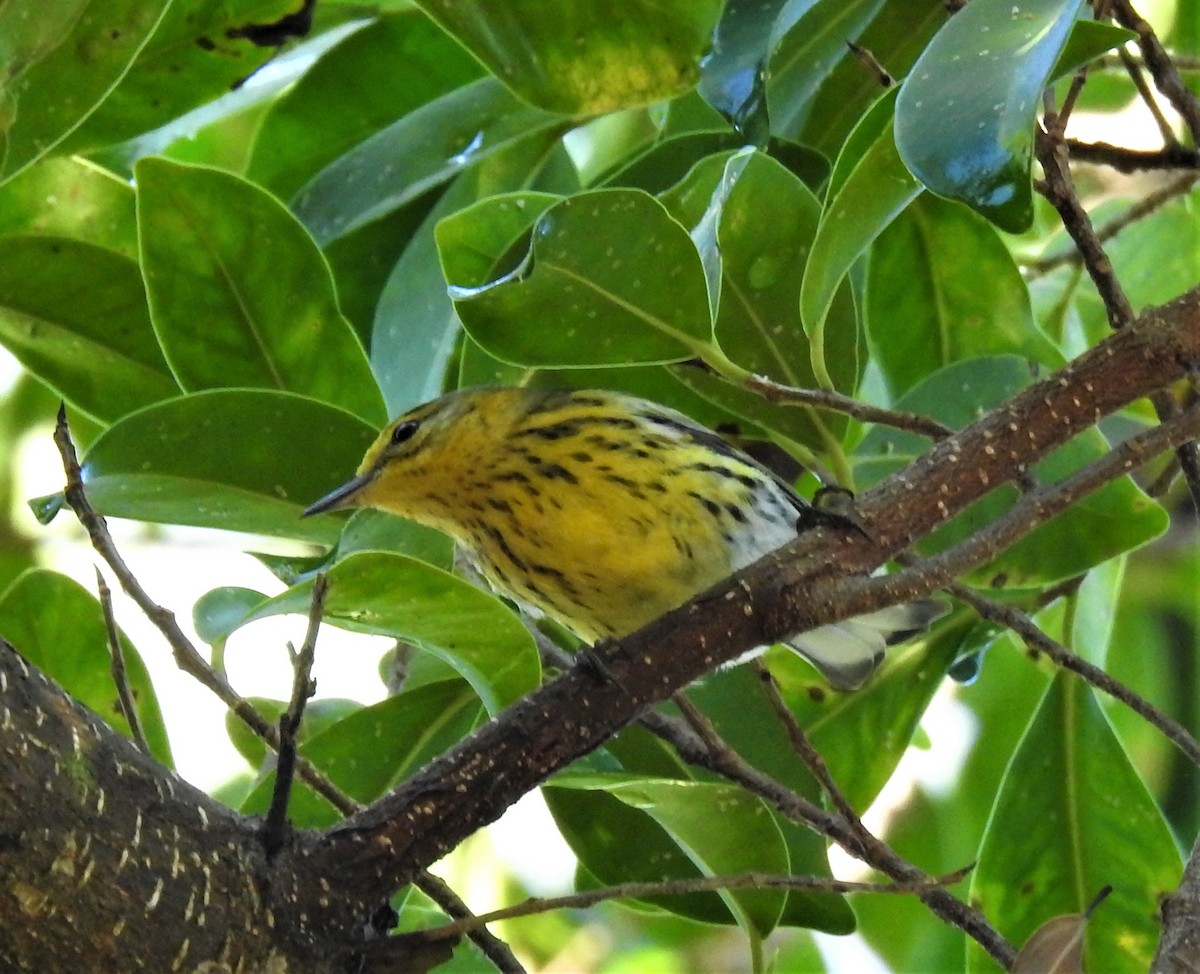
[968, 673, 1181, 974]
[794, 0, 947, 159]
[78, 390, 378, 543]
[1051, 20, 1137, 78]
[760, 616, 964, 812]
[371, 129, 575, 416]
[895, 0, 1086, 232]
[0, 0, 171, 182]
[247, 13, 484, 198]
[658, 149, 856, 450]
[436, 192, 563, 302]
[696, 0, 791, 139]
[598, 130, 748, 195]
[135, 157, 385, 425]
[441, 188, 713, 367]
[193, 586, 268, 646]
[238, 681, 485, 827]
[332, 511, 455, 572]
[0, 236, 178, 423]
[800, 88, 920, 385]
[232, 551, 541, 714]
[0, 569, 172, 766]
[57, 1, 297, 155]
[865, 193, 1063, 397]
[323, 184, 445, 347]
[0, 157, 137, 257]
[767, 0, 885, 139]
[856, 357, 1168, 585]
[292, 78, 565, 245]
[546, 773, 788, 937]
[412, 0, 723, 115]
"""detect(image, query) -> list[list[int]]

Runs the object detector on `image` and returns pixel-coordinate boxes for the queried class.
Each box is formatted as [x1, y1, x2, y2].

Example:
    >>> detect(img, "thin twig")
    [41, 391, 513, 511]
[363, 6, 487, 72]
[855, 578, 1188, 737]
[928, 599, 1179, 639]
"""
[1035, 119, 1200, 511]
[1035, 128, 1137, 328]
[399, 865, 975, 945]
[1054, 66, 1092, 135]
[1111, 0, 1200, 143]
[741, 373, 954, 440]
[1117, 45, 1180, 146]
[947, 582, 1200, 768]
[52, 404, 358, 817]
[1024, 171, 1200, 275]
[414, 872, 526, 974]
[752, 662, 865, 827]
[94, 566, 148, 753]
[263, 574, 327, 858]
[1093, 52, 1200, 74]
[671, 691, 735, 761]
[644, 703, 1014, 967]
[1062, 139, 1200, 172]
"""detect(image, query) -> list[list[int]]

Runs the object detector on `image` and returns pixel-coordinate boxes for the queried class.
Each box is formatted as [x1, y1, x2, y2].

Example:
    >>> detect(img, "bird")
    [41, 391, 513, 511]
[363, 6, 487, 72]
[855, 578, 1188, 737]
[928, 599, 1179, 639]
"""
[303, 387, 943, 690]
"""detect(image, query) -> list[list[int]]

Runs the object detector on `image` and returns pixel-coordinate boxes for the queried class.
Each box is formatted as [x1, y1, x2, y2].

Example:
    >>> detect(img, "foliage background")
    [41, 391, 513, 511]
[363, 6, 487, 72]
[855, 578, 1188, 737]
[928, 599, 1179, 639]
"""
[0, 0, 1198, 971]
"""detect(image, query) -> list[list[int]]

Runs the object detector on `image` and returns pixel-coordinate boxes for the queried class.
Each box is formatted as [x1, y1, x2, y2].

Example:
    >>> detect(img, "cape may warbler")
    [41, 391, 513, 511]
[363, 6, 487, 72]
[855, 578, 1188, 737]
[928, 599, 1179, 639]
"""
[305, 387, 941, 689]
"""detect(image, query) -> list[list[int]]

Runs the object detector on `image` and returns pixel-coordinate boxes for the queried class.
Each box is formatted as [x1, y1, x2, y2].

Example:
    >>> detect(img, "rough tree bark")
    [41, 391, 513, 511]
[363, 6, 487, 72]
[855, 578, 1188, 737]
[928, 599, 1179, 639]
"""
[1, 286, 1198, 971]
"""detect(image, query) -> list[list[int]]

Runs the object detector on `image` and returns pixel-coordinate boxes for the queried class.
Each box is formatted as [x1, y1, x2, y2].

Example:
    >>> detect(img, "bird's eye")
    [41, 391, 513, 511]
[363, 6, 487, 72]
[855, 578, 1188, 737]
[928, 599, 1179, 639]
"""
[390, 420, 420, 446]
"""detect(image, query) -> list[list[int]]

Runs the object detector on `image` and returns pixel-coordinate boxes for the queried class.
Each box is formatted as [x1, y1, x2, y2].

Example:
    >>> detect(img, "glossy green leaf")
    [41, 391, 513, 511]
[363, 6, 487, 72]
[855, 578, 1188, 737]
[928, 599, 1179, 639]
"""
[332, 511, 455, 571]
[0, 157, 137, 257]
[0, 0, 171, 182]
[57, 1, 297, 155]
[371, 129, 575, 415]
[232, 551, 540, 714]
[697, 0, 791, 140]
[412, 0, 723, 115]
[968, 673, 1181, 973]
[135, 157, 385, 425]
[193, 586, 268, 646]
[0, 236, 178, 423]
[856, 357, 1168, 585]
[759, 615, 964, 812]
[436, 192, 562, 300]
[795, 0, 947, 158]
[0, 569, 172, 766]
[895, 0, 1086, 232]
[238, 681, 485, 827]
[800, 89, 920, 384]
[292, 78, 565, 245]
[441, 188, 714, 367]
[598, 130, 751, 195]
[767, 0, 885, 139]
[546, 773, 788, 937]
[713, 150, 861, 419]
[247, 13, 484, 198]
[659, 149, 856, 450]
[866, 193, 1062, 397]
[323, 184, 446, 347]
[78, 390, 378, 543]
[1052, 21, 1137, 77]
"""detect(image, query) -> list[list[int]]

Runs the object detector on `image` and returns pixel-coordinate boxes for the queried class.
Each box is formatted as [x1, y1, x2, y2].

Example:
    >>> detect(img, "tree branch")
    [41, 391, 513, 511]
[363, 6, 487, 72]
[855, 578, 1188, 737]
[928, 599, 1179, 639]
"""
[300, 287, 1200, 931]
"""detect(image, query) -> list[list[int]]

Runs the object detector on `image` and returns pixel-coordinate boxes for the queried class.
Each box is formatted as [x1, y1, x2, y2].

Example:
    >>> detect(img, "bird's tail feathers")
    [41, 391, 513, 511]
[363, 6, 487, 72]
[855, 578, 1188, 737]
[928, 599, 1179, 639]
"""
[785, 599, 947, 691]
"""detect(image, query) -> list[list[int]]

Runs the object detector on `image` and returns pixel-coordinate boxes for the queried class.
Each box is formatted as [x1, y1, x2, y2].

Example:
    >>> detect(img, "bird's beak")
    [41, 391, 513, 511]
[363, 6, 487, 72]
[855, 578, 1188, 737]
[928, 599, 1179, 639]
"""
[302, 472, 375, 518]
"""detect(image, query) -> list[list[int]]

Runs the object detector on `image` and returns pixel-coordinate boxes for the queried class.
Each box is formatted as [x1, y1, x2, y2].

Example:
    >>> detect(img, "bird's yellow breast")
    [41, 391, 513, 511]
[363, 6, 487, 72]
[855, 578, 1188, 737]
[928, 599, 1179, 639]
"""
[348, 387, 800, 642]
